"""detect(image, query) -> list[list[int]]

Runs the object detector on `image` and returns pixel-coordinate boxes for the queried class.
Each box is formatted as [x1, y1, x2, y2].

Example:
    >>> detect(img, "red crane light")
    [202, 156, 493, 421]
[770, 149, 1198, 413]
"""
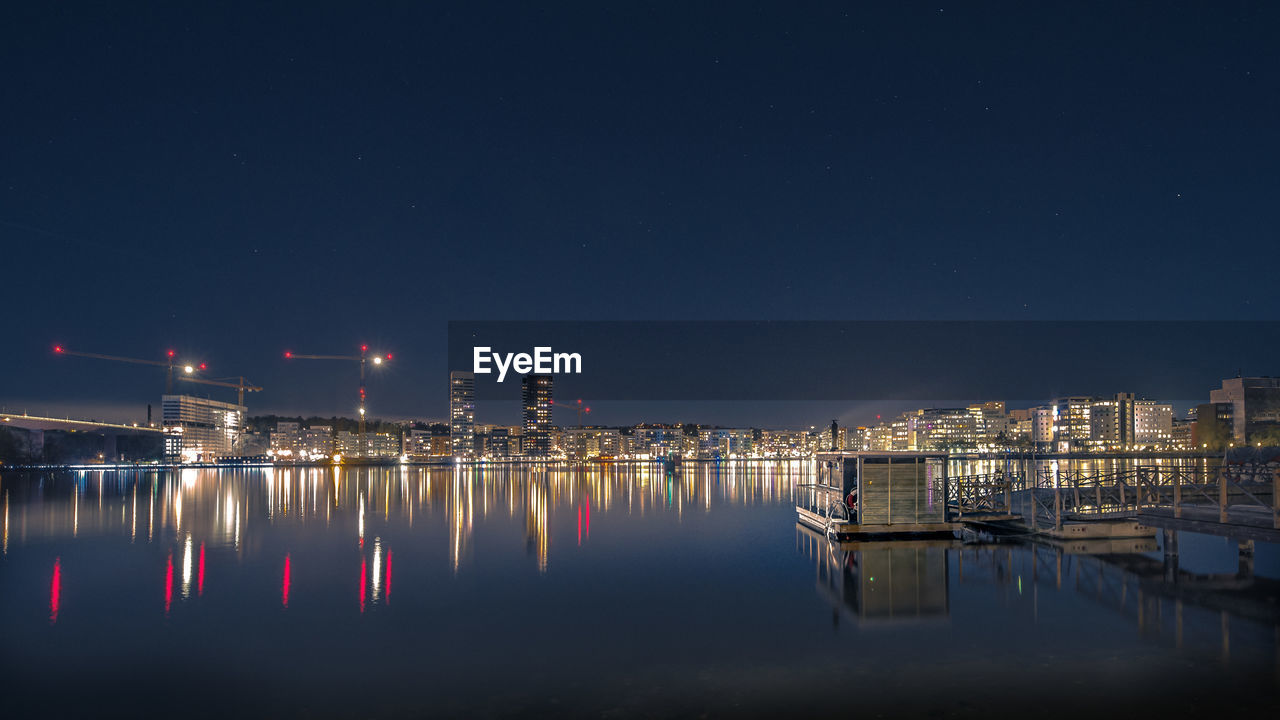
[385, 353, 393, 361]
[167, 350, 175, 358]
[585, 407, 591, 413]
[53, 345, 63, 353]
[361, 344, 368, 353]
[198, 363, 207, 371]
[284, 351, 293, 359]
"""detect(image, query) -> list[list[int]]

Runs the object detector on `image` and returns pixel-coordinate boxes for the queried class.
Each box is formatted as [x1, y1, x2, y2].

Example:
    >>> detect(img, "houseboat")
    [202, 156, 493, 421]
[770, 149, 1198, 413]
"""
[798, 452, 954, 538]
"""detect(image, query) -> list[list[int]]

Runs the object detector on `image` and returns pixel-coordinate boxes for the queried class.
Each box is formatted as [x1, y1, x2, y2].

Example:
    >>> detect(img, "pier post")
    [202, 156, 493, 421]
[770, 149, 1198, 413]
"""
[1238, 539, 1255, 577]
[1173, 468, 1182, 519]
[1003, 474, 1011, 515]
[1175, 600, 1183, 649]
[1054, 487, 1062, 531]
[1219, 468, 1229, 523]
[1273, 468, 1278, 530]
[1162, 530, 1178, 583]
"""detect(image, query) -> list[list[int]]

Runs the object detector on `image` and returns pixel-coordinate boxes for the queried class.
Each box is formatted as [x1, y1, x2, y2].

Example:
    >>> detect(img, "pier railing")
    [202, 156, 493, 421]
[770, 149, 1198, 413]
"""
[951, 463, 1279, 534]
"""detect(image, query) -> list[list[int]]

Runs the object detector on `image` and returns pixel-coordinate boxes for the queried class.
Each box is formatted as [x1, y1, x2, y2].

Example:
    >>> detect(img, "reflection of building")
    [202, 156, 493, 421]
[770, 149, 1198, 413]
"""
[1209, 377, 1280, 444]
[450, 371, 475, 458]
[162, 394, 245, 462]
[521, 375, 553, 456]
[800, 527, 950, 625]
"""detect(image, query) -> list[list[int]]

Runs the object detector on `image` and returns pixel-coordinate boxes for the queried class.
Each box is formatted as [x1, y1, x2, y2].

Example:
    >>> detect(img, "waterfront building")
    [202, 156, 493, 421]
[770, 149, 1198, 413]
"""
[271, 421, 303, 455]
[905, 408, 980, 451]
[1031, 406, 1054, 447]
[335, 430, 400, 458]
[1170, 417, 1193, 450]
[162, 394, 246, 462]
[1209, 377, 1280, 444]
[450, 371, 475, 458]
[240, 431, 270, 457]
[626, 425, 682, 459]
[521, 374, 553, 456]
[1192, 402, 1235, 448]
[967, 401, 1009, 444]
[302, 425, 333, 456]
[758, 429, 809, 457]
[867, 423, 894, 452]
[1051, 397, 1096, 451]
[889, 416, 910, 451]
[1133, 401, 1174, 447]
[1008, 409, 1033, 444]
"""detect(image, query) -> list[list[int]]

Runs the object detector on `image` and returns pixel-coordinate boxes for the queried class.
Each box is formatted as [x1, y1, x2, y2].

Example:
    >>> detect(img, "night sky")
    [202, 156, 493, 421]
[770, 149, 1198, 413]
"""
[2, 3, 1277, 424]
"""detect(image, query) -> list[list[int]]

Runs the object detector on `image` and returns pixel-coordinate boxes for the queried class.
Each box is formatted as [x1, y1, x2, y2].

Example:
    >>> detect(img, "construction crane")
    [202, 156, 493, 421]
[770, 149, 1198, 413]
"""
[53, 345, 261, 405]
[53, 345, 206, 394]
[185, 376, 263, 406]
[283, 344, 392, 448]
[553, 398, 592, 429]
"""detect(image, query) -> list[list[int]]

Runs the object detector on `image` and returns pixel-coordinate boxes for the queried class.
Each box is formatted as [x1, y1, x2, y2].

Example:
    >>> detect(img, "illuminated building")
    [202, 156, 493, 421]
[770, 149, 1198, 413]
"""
[905, 408, 980, 451]
[162, 394, 245, 462]
[1209, 377, 1280, 444]
[966, 401, 1009, 444]
[336, 430, 400, 458]
[450, 371, 475, 458]
[1133, 401, 1173, 447]
[1031, 406, 1054, 447]
[521, 374, 553, 456]
[302, 425, 333, 455]
[271, 421, 302, 455]
[1051, 397, 1096, 451]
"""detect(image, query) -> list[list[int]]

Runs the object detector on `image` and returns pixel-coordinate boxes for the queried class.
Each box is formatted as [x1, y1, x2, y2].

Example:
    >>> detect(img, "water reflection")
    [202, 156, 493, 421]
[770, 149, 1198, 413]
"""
[1, 461, 1278, 716]
[0, 461, 809, 610]
[799, 531, 950, 625]
[799, 522, 1279, 671]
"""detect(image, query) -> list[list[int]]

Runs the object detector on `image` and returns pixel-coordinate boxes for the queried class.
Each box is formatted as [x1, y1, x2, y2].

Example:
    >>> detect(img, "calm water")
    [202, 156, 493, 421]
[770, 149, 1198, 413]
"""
[1, 462, 1277, 718]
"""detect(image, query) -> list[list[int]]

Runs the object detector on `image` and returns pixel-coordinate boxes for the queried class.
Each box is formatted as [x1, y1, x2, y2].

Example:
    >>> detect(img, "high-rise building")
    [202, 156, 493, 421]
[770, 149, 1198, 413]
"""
[450, 371, 475, 458]
[162, 394, 246, 462]
[521, 374, 553, 456]
[1209, 377, 1280, 444]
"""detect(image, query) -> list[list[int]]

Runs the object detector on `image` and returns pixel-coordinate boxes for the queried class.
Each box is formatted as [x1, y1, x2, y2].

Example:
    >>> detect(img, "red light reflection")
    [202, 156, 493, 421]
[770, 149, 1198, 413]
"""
[164, 552, 174, 615]
[282, 553, 291, 609]
[50, 558, 62, 624]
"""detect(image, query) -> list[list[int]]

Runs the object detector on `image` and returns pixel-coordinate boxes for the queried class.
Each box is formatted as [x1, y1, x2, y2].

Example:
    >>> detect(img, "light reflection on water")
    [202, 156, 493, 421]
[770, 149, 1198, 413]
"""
[0, 461, 1277, 718]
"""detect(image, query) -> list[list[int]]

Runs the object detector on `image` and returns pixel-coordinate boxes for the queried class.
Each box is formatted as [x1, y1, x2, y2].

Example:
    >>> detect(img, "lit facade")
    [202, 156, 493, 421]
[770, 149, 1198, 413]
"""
[162, 394, 246, 462]
[450, 371, 475, 458]
[521, 374, 553, 456]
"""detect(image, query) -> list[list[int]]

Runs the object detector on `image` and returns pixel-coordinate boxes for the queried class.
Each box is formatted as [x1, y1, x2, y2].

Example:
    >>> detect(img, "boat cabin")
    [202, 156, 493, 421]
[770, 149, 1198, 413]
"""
[798, 452, 952, 537]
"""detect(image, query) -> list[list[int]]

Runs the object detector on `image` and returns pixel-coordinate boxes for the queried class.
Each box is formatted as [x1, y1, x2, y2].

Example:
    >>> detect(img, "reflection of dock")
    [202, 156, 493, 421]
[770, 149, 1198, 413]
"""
[797, 524, 951, 625]
[955, 537, 1280, 657]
